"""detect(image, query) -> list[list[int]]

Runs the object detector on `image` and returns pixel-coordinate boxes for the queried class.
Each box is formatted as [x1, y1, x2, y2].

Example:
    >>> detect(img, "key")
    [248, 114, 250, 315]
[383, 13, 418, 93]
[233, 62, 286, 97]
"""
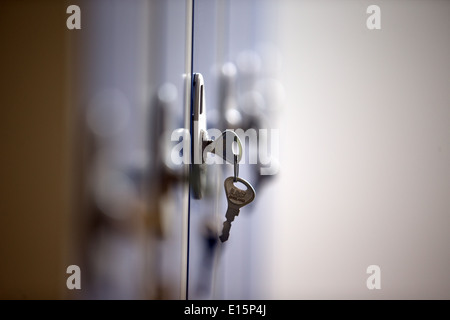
[219, 176, 256, 242]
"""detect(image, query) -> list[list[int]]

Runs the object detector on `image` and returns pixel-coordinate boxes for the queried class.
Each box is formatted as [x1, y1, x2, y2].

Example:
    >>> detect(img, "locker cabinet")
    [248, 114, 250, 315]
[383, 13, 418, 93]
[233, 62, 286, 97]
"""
[1, 0, 449, 300]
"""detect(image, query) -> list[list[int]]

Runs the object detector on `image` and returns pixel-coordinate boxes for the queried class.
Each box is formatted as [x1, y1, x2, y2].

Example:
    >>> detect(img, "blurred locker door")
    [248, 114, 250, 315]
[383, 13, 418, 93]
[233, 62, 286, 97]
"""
[69, 0, 192, 299]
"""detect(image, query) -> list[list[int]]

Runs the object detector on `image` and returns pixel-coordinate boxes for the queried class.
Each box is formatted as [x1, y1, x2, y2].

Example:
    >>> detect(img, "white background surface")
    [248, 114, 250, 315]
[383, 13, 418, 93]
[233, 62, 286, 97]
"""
[268, 0, 450, 299]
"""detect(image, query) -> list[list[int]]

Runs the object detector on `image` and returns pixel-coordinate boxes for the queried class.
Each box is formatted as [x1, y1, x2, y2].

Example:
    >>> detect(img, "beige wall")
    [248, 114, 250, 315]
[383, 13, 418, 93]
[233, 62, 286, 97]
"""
[0, 1, 71, 299]
[270, 0, 450, 299]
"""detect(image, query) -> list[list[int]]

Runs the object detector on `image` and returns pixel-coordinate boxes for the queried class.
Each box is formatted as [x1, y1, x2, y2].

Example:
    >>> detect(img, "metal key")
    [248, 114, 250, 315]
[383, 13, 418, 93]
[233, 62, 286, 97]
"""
[219, 177, 256, 242]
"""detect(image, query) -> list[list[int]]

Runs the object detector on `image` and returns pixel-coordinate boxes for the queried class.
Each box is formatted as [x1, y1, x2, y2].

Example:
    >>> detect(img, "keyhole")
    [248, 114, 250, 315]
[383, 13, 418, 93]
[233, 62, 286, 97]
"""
[231, 140, 239, 155]
[200, 85, 204, 114]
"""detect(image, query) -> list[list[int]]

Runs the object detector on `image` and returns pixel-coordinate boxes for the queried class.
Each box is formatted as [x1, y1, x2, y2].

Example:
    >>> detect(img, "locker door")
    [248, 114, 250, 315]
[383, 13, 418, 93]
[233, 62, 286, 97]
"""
[69, 0, 194, 300]
[185, 0, 282, 299]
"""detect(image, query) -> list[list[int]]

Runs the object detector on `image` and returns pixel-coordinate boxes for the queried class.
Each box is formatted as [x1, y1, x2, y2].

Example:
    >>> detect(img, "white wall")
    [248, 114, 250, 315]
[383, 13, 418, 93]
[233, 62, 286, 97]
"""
[269, 0, 450, 299]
